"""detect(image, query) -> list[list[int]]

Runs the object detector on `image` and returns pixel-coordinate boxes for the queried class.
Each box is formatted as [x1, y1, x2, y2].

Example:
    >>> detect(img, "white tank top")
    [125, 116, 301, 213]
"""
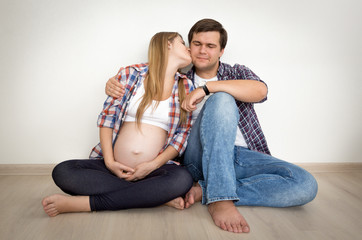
[124, 82, 170, 131]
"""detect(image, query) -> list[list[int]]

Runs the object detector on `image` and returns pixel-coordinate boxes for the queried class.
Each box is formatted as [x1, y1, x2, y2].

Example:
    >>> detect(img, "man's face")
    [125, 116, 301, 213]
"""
[189, 31, 224, 73]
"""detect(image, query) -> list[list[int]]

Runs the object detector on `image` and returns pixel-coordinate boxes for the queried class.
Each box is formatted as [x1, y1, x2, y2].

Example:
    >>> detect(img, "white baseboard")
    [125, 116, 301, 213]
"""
[0, 164, 55, 175]
[296, 162, 362, 173]
[0, 162, 361, 175]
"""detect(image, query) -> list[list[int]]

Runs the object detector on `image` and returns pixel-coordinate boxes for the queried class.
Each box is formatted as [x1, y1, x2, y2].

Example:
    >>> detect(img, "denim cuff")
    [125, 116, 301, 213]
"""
[198, 180, 240, 205]
[206, 197, 240, 205]
[198, 180, 207, 205]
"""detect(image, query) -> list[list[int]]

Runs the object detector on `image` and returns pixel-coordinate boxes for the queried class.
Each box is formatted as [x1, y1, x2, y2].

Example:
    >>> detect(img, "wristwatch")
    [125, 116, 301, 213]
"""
[198, 82, 210, 96]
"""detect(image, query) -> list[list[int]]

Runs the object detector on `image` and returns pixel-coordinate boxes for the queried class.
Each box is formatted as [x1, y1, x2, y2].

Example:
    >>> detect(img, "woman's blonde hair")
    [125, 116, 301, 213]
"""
[136, 32, 187, 128]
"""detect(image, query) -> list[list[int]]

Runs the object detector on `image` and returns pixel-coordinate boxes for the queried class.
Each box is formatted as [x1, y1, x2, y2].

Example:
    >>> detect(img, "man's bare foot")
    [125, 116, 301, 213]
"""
[208, 201, 250, 233]
[184, 182, 202, 209]
[41, 194, 91, 217]
[165, 197, 185, 210]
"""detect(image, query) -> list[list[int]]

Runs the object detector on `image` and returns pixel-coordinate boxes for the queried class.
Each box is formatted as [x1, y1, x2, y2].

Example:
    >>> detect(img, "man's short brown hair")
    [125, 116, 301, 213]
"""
[188, 19, 228, 50]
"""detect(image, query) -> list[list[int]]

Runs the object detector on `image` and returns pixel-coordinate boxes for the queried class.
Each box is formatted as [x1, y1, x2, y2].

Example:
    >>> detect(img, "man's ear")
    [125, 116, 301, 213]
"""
[219, 48, 225, 58]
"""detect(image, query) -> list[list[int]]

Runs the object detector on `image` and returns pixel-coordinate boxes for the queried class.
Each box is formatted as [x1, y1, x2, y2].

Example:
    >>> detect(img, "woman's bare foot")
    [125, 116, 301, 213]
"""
[165, 197, 185, 210]
[184, 182, 202, 209]
[208, 201, 250, 233]
[41, 194, 91, 217]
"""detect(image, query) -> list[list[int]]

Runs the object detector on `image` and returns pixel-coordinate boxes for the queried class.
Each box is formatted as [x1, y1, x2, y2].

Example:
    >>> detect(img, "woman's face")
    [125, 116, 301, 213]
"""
[169, 36, 192, 68]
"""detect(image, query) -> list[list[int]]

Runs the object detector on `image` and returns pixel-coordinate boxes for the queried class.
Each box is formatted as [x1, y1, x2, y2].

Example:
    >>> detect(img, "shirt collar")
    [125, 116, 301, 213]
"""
[175, 71, 187, 81]
[138, 63, 149, 78]
[216, 61, 225, 78]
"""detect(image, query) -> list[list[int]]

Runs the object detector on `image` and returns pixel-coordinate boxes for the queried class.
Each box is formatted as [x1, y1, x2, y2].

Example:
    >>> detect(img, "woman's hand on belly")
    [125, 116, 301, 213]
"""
[124, 160, 157, 181]
[105, 160, 135, 179]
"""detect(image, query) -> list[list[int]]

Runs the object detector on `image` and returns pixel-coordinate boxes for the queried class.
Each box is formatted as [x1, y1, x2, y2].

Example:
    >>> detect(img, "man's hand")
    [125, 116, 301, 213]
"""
[105, 76, 125, 98]
[105, 160, 135, 179]
[181, 88, 206, 112]
[125, 161, 157, 182]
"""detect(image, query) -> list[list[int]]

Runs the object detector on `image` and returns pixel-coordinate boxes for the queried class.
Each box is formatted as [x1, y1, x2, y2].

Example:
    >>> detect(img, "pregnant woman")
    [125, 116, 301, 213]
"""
[42, 32, 194, 216]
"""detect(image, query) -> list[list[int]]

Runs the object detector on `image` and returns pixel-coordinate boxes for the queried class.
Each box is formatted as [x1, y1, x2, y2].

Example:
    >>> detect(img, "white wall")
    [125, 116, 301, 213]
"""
[1, 0, 361, 164]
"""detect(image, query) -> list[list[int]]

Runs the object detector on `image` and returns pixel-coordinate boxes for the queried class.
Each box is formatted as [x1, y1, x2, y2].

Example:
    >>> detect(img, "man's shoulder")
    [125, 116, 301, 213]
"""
[116, 63, 148, 81]
[220, 62, 249, 71]
[218, 62, 250, 79]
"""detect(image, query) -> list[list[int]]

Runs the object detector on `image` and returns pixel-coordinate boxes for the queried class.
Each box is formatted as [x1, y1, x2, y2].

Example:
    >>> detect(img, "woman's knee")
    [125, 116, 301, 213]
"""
[52, 160, 79, 193]
[167, 165, 193, 194]
[52, 160, 73, 179]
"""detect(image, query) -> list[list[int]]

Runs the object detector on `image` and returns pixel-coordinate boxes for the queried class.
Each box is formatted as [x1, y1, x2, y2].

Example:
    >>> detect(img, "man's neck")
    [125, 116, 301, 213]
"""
[195, 69, 218, 79]
[194, 63, 219, 80]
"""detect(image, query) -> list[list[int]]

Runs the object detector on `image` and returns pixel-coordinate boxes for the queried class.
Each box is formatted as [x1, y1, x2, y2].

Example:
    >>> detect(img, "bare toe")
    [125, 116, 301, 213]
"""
[208, 201, 249, 234]
[185, 183, 202, 209]
[165, 197, 185, 210]
[41, 194, 90, 217]
[236, 222, 243, 233]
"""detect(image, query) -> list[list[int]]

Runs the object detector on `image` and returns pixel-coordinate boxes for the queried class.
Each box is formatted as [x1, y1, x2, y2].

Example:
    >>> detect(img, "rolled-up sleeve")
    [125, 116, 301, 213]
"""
[234, 64, 268, 103]
[167, 77, 194, 155]
[168, 113, 193, 155]
[97, 97, 122, 128]
[97, 67, 128, 128]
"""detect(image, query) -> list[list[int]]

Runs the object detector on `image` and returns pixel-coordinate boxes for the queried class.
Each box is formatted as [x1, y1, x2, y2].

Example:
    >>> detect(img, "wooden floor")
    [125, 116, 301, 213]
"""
[0, 171, 361, 240]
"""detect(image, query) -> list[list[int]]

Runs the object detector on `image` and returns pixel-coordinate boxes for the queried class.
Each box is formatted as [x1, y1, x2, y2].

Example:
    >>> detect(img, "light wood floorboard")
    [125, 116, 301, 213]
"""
[0, 172, 361, 240]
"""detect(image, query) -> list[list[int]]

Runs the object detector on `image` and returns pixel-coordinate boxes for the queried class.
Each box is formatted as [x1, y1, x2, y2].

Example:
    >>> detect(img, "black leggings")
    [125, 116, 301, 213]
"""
[52, 159, 193, 211]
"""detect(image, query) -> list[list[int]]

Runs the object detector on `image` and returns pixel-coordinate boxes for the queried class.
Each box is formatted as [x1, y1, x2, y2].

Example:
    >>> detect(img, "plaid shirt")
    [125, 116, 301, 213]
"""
[187, 62, 271, 155]
[90, 63, 194, 159]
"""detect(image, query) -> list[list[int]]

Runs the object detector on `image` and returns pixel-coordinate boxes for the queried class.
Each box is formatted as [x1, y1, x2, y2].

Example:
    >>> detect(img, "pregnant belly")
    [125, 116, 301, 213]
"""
[113, 122, 168, 169]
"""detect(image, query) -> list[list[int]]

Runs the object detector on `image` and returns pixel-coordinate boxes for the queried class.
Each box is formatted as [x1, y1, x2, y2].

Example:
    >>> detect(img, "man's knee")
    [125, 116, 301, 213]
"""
[292, 169, 318, 206]
[301, 172, 318, 204]
[203, 92, 238, 122]
[207, 92, 236, 109]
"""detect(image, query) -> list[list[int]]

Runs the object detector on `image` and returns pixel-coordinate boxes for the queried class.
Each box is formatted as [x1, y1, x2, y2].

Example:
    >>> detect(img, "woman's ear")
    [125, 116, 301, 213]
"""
[168, 41, 172, 50]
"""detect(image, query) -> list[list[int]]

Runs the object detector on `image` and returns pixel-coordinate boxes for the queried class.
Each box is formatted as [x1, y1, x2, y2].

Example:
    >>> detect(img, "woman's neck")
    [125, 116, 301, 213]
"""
[164, 61, 179, 82]
[161, 63, 179, 99]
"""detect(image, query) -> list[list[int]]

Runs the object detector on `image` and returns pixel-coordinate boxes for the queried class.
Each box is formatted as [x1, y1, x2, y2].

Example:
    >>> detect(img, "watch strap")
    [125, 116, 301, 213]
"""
[202, 84, 210, 95]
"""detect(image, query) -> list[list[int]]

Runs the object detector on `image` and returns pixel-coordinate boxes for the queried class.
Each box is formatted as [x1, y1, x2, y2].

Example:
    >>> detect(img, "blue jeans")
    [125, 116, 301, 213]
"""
[184, 92, 318, 207]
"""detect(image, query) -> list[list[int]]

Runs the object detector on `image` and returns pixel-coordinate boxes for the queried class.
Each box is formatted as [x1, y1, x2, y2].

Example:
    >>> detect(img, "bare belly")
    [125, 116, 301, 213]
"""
[113, 122, 167, 169]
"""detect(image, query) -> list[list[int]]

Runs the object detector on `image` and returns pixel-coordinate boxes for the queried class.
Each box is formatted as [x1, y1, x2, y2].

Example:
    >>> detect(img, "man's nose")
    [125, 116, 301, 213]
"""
[200, 45, 207, 53]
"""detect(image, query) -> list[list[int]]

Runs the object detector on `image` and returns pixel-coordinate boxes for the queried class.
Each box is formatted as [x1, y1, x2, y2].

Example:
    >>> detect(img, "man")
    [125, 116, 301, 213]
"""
[106, 19, 318, 234]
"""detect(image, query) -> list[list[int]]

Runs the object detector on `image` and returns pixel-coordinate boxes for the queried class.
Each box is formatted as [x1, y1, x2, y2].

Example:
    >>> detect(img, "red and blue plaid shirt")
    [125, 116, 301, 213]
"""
[90, 63, 194, 159]
[186, 62, 271, 155]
